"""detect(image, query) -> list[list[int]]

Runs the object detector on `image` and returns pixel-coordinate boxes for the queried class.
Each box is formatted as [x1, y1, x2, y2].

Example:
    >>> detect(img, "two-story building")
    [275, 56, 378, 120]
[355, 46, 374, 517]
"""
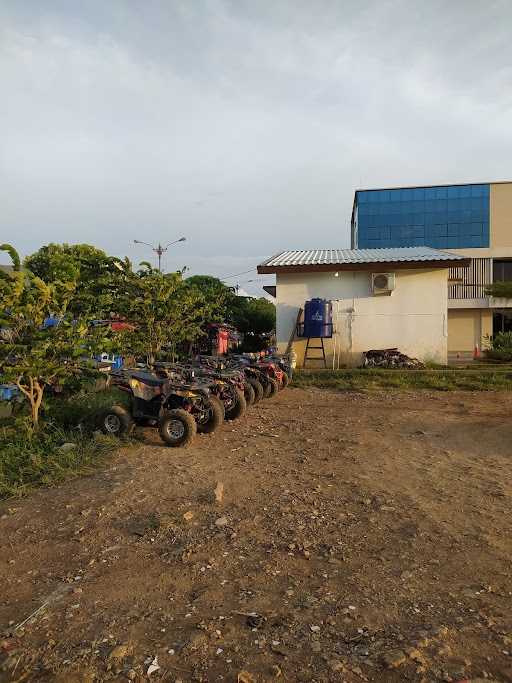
[351, 181, 512, 360]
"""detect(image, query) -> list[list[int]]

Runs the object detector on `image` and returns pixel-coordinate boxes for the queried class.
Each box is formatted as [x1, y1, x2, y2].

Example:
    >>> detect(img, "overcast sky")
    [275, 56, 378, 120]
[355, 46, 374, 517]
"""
[2, 1, 512, 294]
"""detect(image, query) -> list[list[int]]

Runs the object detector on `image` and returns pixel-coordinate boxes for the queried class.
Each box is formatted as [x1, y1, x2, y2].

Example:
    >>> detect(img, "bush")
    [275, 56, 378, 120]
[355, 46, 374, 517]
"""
[483, 331, 512, 362]
[0, 423, 118, 499]
[484, 348, 512, 362]
[491, 331, 512, 351]
[0, 388, 126, 498]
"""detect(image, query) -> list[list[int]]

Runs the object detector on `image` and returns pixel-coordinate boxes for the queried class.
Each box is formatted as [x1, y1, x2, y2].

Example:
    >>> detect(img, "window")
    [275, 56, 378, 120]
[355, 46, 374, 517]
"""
[493, 260, 512, 282]
[493, 311, 512, 334]
[356, 184, 490, 249]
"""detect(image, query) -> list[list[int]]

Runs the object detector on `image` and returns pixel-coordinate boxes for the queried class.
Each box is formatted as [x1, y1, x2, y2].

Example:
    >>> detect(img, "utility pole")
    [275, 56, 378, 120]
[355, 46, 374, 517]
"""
[133, 237, 186, 272]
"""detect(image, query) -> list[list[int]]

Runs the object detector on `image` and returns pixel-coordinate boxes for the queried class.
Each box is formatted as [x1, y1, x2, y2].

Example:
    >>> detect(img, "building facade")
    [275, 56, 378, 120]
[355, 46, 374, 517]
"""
[351, 181, 512, 358]
[258, 247, 468, 367]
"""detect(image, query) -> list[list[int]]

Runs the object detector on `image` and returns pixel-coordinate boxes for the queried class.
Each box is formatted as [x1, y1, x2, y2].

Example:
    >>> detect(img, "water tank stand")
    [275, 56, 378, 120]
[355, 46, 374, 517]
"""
[303, 337, 327, 368]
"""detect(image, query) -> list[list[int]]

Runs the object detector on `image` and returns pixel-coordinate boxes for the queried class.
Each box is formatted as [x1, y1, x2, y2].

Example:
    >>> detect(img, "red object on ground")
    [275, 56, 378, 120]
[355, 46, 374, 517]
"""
[217, 329, 229, 355]
[111, 321, 136, 332]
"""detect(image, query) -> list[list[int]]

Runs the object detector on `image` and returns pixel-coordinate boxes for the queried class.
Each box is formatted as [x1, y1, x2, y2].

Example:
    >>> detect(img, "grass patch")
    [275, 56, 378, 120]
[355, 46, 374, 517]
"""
[0, 387, 128, 500]
[293, 368, 512, 392]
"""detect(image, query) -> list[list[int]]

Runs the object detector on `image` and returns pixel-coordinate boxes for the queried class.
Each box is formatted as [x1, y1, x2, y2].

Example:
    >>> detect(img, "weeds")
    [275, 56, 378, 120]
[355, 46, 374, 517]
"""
[293, 368, 512, 392]
[0, 387, 126, 499]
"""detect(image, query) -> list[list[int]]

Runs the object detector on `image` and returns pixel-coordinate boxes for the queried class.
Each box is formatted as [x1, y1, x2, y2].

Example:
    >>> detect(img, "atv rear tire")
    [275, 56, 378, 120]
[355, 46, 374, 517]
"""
[225, 388, 247, 420]
[159, 409, 197, 447]
[248, 378, 264, 403]
[97, 405, 134, 437]
[196, 397, 224, 434]
[262, 378, 272, 398]
[210, 394, 226, 420]
[266, 377, 279, 398]
[244, 382, 255, 407]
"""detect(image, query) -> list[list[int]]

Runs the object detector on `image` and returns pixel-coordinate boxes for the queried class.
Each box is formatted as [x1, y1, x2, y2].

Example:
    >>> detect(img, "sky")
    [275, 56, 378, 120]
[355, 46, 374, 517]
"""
[2, 1, 512, 295]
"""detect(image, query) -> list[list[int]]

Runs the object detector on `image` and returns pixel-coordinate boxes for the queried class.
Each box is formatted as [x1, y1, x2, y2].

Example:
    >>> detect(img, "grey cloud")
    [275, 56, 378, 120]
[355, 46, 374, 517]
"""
[1, 1, 512, 293]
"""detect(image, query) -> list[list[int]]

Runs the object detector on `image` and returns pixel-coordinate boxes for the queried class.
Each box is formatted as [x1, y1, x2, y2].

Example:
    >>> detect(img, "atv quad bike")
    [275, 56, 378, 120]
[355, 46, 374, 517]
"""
[98, 368, 222, 446]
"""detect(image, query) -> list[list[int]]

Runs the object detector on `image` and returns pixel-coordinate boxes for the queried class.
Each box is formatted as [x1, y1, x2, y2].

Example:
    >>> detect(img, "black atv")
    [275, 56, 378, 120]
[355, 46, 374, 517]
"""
[156, 360, 247, 421]
[97, 368, 222, 447]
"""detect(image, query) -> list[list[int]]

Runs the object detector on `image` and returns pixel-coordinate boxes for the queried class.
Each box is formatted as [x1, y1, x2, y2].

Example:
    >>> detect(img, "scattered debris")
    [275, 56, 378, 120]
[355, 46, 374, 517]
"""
[381, 649, 407, 669]
[58, 442, 77, 452]
[238, 672, 257, 683]
[107, 643, 131, 660]
[214, 481, 224, 504]
[362, 348, 424, 368]
[183, 511, 194, 522]
[146, 656, 160, 676]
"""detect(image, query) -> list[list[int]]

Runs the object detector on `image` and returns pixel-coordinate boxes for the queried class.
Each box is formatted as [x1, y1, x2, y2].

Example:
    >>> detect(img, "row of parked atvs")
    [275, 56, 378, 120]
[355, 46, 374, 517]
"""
[97, 354, 291, 447]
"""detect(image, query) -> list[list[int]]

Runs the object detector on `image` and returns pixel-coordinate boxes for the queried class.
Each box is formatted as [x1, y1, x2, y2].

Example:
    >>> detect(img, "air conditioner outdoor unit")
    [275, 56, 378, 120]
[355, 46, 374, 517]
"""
[372, 272, 395, 295]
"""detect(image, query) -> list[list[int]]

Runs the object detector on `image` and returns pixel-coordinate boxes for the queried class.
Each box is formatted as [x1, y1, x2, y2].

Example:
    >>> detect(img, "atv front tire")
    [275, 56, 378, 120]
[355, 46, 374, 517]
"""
[97, 405, 134, 437]
[159, 409, 197, 447]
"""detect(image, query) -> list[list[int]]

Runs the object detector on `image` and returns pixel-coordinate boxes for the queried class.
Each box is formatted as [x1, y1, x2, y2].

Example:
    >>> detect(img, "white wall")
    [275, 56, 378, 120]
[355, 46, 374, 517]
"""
[276, 268, 449, 366]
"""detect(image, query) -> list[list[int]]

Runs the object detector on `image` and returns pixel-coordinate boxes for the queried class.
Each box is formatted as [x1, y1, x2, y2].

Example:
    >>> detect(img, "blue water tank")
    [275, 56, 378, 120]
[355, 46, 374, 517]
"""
[303, 298, 332, 337]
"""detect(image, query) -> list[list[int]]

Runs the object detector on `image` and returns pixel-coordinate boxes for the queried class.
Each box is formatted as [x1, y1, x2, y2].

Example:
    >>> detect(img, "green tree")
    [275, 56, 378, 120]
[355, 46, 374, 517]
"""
[115, 264, 215, 364]
[185, 275, 235, 314]
[486, 281, 512, 298]
[0, 244, 101, 429]
[230, 296, 276, 334]
[24, 243, 129, 318]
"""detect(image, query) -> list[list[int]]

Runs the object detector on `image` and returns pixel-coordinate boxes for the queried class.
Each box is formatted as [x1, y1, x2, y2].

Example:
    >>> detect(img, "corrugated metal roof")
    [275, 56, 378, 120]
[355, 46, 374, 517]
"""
[260, 247, 466, 268]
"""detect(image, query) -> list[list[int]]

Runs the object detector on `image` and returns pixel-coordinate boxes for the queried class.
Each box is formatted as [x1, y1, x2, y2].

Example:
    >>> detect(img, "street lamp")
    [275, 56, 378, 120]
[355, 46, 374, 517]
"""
[133, 237, 186, 272]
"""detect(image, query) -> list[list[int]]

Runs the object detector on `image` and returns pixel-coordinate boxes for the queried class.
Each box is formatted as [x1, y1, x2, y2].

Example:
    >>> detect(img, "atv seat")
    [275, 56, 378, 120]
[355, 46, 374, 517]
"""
[130, 372, 166, 387]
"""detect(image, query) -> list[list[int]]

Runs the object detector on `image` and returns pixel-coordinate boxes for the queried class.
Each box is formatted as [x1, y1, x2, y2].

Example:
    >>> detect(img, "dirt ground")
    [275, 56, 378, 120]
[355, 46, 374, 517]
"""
[1, 387, 512, 683]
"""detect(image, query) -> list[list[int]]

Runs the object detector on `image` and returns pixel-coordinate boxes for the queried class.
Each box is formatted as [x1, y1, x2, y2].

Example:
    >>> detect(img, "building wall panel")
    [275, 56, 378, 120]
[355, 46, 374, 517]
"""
[276, 269, 448, 366]
[490, 182, 512, 248]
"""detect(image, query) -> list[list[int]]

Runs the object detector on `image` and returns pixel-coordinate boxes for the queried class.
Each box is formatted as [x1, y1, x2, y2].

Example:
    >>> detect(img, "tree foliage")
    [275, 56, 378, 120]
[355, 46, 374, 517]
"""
[486, 281, 512, 299]
[107, 264, 220, 364]
[0, 244, 104, 429]
[24, 243, 130, 318]
[185, 275, 276, 339]
[230, 296, 276, 335]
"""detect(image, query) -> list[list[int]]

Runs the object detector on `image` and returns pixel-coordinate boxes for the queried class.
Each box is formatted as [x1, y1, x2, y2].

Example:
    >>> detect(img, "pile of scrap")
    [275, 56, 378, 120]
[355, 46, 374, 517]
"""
[361, 348, 424, 369]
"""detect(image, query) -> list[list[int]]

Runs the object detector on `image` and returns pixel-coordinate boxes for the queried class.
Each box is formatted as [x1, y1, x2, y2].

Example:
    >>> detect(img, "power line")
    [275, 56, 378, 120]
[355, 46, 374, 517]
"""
[220, 268, 257, 281]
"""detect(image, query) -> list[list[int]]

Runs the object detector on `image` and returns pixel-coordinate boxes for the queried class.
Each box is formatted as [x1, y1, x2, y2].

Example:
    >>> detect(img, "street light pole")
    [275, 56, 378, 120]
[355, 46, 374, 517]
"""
[133, 237, 186, 272]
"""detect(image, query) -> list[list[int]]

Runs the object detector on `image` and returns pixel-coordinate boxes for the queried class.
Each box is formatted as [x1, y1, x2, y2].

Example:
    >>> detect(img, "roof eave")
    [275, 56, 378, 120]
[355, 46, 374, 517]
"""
[257, 258, 470, 275]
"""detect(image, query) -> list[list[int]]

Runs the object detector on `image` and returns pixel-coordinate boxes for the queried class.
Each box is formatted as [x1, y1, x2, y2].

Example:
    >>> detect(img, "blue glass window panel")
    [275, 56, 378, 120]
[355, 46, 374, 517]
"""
[355, 184, 489, 248]
[468, 223, 483, 236]
[466, 235, 483, 247]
